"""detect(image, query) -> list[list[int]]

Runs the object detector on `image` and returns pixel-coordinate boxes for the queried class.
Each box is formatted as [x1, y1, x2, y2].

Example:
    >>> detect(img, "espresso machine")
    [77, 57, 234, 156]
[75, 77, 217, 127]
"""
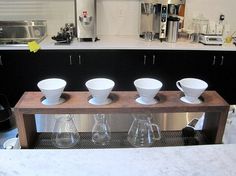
[75, 0, 97, 42]
[140, 0, 185, 41]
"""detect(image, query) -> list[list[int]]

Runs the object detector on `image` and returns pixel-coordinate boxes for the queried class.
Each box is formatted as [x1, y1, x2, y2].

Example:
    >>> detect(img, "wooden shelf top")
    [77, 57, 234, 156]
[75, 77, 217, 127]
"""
[14, 91, 229, 114]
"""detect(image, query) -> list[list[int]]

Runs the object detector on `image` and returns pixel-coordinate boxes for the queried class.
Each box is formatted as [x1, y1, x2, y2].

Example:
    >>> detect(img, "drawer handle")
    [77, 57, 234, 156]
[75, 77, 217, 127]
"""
[0, 56, 3, 66]
[144, 55, 147, 65]
[220, 56, 224, 66]
[78, 55, 81, 65]
[152, 55, 156, 65]
[212, 56, 216, 66]
[69, 55, 72, 65]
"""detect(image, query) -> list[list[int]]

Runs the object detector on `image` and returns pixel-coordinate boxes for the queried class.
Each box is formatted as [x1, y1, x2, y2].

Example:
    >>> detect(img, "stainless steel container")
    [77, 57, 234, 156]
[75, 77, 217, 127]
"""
[0, 20, 47, 45]
[167, 16, 179, 43]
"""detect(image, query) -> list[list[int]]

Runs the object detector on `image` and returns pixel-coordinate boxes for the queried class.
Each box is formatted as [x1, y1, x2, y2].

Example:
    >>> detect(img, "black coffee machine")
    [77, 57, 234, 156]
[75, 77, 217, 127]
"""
[0, 94, 14, 131]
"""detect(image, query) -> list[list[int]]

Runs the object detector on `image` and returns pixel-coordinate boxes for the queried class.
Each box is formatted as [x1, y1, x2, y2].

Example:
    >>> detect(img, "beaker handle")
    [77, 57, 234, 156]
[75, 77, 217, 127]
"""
[152, 123, 161, 140]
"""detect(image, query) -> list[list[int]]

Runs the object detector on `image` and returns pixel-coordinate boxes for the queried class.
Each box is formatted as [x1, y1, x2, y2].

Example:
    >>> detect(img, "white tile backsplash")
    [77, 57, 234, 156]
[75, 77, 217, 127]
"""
[97, 0, 140, 36]
[0, 0, 236, 36]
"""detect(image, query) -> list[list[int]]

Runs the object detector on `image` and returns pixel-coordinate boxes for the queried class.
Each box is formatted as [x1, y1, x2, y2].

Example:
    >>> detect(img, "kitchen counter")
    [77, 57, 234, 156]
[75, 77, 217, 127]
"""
[0, 35, 236, 51]
[0, 144, 236, 176]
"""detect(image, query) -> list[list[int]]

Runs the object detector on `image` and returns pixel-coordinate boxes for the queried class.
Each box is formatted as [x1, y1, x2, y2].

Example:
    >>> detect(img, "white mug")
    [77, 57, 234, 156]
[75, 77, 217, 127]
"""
[176, 78, 208, 102]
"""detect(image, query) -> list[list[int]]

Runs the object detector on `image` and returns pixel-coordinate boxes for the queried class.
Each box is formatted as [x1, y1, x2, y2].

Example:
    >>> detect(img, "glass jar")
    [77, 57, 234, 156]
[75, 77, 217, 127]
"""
[51, 115, 80, 148]
[92, 114, 111, 145]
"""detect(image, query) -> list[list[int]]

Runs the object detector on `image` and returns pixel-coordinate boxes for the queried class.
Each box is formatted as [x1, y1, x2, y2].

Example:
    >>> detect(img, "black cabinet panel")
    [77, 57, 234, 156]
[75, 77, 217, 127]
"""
[211, 51, 236, 104]
[0, 51, 34, 105]
[1, 49, 236, 106]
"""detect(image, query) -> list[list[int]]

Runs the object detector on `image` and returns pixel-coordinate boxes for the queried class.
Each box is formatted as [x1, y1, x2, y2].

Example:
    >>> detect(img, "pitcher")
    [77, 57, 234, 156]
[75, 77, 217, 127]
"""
[127, 114, 161, 147]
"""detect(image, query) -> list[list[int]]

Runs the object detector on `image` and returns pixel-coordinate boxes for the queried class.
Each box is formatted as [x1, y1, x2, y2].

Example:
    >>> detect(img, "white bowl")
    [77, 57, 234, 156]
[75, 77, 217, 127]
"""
[134, 78, 163, 105]
[37, 78, 67, 105]
[85, 78, 115, 105]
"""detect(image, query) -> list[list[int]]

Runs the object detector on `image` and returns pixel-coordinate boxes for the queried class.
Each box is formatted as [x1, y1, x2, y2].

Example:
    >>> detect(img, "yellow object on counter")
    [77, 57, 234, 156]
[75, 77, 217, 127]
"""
[225, 36, 232, 44]
[28, 41, 40, 53]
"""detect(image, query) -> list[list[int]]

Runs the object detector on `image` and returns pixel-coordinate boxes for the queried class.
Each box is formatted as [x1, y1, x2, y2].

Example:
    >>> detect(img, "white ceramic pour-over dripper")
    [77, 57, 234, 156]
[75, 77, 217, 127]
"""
[85, 78, 115, 105]
[176, 78, 208, 104]
[37, 78, 67, 105]
[134, 78, 163, 105]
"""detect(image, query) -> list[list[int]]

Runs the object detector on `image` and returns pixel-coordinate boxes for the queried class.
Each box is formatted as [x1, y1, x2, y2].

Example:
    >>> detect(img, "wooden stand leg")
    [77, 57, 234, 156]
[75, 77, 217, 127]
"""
[215, 110, 229, 143]
[15, 110, 37, 149]
[203, 109, 229, 144]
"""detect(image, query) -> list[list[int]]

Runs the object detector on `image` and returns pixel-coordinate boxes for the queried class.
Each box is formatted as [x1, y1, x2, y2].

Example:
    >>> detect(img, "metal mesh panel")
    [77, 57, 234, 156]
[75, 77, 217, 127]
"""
[34, 131, 209, 149]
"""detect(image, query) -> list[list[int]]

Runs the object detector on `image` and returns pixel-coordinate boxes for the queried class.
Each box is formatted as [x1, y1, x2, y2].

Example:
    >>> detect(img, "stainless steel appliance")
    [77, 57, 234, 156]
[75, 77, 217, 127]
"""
[140, 0, 185, 41]
[0, 20, 47, 46]
[75, 0, 97, 42]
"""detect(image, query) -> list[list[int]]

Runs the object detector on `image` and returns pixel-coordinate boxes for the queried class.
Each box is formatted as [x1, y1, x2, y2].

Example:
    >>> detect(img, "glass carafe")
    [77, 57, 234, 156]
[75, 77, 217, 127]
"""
[92, 114, 111, 145]
[51, 115, 80, 148]
[127, 114, 161, 147]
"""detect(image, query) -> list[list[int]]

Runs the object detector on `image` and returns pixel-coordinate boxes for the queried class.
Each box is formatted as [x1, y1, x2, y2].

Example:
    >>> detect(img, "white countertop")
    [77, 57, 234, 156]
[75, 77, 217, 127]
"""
[0, 35, 236, 51]
[0, 144, 236, 176]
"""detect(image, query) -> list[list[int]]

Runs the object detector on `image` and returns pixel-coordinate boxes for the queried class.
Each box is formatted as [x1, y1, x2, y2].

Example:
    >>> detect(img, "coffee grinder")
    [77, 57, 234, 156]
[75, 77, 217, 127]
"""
[75, 0, 97, 42]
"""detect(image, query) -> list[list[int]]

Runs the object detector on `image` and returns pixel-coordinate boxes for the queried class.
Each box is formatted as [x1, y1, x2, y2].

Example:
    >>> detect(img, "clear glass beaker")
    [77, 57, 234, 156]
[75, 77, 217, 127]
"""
[92, 114, 111, 145]
[127, 114, 161, 147]
[51, 115, 80, 148]
[191, 18, 200, 43]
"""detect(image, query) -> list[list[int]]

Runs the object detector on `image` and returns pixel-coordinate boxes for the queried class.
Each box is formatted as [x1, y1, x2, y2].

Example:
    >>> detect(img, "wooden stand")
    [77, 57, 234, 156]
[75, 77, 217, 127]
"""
[14, 91, 229, 149]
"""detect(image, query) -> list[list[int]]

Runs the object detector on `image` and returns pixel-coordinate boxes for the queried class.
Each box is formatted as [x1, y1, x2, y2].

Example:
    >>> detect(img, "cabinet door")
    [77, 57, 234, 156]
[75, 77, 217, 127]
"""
[150, 50, 215, 90]
[31, 50, 81, 91]
[72, 50, 118, 90]
[112, 50, 154, 90]
[73, 50, 154, 91]
[212, 51, 236, 104]
[0, 50, 35, 106]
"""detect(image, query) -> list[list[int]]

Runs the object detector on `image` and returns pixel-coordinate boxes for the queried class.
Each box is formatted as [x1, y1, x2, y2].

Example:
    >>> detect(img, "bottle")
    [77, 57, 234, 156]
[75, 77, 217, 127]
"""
[92, 114, 111, 145]
[51, 115, 80, 148]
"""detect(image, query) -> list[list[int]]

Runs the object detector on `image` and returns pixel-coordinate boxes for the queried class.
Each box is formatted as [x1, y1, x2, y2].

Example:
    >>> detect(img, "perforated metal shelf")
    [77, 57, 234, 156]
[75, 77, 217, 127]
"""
[33, 131, 210, 149]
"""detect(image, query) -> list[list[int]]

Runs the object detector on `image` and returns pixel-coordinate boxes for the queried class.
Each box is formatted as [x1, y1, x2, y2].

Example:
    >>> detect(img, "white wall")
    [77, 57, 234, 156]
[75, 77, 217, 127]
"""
[97, 0, 140, 36]
[0, 0, 235, 36]
[0, 0, 75, 36]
